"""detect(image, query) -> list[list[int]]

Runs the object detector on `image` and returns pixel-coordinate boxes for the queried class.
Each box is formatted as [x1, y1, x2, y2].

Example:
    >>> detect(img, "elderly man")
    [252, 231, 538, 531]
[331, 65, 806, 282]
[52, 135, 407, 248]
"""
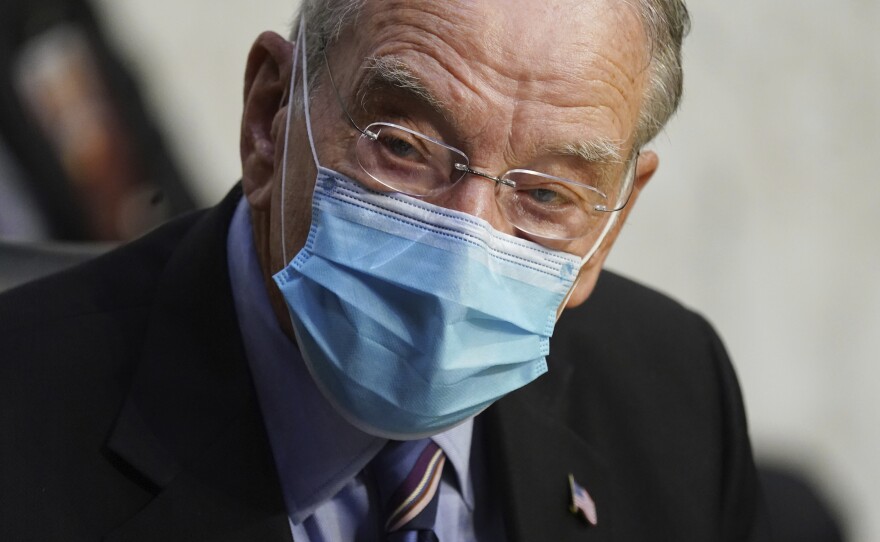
[0, 0, 769, 540]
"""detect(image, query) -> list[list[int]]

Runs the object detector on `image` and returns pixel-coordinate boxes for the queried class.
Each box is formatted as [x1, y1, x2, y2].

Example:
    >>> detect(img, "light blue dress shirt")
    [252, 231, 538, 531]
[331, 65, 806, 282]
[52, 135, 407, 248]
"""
[226, 198, 503, 541]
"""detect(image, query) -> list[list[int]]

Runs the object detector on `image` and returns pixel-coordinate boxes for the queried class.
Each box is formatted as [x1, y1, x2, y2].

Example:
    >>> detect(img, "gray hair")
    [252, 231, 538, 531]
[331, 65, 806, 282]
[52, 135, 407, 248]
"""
[292, 0, 690, 148]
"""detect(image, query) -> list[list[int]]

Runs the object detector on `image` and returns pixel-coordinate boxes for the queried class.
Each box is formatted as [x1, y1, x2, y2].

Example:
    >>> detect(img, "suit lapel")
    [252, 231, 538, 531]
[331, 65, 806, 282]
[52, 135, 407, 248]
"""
[105, 187, 291, 541]
[485, 356, 616, 542]
[105, 397, 290, 541]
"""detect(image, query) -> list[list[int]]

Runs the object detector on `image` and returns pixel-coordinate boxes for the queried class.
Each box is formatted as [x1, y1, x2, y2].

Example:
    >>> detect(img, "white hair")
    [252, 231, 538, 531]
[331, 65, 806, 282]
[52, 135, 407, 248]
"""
[292, 0, 690, 148]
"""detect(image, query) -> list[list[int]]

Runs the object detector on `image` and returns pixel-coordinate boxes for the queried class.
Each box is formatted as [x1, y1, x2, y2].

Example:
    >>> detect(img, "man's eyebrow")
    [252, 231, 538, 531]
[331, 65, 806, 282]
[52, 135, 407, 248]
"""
[355, 55, 452, 121]
[355, 55, 625, 166]
[553, 138, 624, 165]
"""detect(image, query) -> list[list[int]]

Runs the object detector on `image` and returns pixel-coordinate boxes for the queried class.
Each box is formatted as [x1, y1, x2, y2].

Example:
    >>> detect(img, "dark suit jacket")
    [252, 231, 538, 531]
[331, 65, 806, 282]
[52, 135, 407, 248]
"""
[0, 186, 768, 541]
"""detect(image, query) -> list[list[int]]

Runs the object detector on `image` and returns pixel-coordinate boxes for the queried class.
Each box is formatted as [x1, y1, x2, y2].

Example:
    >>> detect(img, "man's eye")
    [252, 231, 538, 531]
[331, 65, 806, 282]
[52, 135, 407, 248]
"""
[526, 188, 566, 205]
[380, 135, 417, 159]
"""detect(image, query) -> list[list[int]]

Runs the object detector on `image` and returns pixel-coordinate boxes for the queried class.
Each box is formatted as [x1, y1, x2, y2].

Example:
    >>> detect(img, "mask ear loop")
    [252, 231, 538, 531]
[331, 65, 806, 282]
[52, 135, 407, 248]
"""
[299, 24, 320, 169]
[555, 152, 637, 319]
[554, 212, 618, 320]
[279, 19, 309, 265]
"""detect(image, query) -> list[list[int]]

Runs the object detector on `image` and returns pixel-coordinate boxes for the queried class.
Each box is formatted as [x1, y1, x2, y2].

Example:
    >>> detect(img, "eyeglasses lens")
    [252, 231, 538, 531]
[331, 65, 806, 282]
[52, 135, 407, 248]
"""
[355, 123, 467, 198]
[355, 122, 632, 240]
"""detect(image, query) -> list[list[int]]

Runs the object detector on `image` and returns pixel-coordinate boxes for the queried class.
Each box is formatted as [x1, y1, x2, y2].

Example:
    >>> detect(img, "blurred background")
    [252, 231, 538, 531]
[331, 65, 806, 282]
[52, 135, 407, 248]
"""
[1, 0, 876, 539]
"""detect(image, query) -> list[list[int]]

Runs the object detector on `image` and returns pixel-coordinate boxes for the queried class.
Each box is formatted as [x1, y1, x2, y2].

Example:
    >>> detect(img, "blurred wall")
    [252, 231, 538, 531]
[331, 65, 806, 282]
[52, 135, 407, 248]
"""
[91, 0, 879, 539]
[608, 3, 879, 539]
[92, 0, 294, 203]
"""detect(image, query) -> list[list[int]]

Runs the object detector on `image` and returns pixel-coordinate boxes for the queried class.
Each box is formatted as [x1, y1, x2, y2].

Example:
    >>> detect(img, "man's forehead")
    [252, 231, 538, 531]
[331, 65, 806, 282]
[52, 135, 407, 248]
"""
[350, 0, 649, 78]
[343, 0, 649, 123]
[328, 0, 650, 158]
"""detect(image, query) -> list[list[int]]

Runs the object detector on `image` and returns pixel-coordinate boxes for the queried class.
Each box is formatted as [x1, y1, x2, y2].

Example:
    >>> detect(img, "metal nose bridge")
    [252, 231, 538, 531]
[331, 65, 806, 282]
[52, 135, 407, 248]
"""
[454, 163, 516, 188]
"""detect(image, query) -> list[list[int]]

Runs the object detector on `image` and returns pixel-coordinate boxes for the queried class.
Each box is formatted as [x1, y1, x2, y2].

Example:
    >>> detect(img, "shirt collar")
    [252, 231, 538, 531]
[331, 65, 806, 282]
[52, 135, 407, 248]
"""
[227, 197, 475, 520]
[432, 417, 475, 508]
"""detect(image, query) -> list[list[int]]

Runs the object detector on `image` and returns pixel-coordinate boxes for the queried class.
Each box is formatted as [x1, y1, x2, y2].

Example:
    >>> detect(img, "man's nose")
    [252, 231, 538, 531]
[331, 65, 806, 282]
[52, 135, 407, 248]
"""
[429, 172, 516, 235]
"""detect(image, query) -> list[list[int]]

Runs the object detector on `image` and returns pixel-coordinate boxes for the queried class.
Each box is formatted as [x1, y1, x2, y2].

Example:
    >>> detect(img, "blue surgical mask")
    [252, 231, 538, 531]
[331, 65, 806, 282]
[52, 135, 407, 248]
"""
[272, 21, 609, 439]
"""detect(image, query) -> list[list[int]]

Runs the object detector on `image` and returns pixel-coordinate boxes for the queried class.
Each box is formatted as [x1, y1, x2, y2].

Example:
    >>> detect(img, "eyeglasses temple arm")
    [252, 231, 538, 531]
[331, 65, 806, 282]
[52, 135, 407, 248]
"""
[322, 48, 378, 140]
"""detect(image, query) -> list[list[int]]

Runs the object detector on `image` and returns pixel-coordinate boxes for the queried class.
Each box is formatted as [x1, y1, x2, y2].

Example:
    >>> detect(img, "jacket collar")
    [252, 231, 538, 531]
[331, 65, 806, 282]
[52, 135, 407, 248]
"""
[105, 186, 291, 541]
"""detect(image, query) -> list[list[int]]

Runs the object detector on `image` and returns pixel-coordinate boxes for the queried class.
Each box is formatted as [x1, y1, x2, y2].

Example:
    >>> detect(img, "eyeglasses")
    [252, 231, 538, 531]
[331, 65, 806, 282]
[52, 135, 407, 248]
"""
[323, 54, 639, 241]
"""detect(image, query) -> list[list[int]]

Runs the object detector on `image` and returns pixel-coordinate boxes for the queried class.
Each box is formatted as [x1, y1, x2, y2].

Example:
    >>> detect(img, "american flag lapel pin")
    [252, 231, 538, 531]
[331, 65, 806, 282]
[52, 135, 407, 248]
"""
[568, 473, 598, 526]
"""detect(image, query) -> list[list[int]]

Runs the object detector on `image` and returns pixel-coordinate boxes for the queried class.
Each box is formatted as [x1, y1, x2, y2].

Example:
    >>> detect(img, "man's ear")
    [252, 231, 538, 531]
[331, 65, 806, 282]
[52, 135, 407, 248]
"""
[564, 150, 660, 308]
[240, 31, 294, 210]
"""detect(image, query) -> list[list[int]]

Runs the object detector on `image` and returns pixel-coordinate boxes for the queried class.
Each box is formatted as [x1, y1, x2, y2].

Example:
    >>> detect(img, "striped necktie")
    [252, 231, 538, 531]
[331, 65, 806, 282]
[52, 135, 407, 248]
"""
[372, 439, 447, 542]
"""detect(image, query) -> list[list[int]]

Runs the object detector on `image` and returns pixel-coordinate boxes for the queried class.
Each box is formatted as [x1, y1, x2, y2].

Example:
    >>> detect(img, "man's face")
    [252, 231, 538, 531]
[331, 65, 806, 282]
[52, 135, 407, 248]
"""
[242, 0, 657, 311]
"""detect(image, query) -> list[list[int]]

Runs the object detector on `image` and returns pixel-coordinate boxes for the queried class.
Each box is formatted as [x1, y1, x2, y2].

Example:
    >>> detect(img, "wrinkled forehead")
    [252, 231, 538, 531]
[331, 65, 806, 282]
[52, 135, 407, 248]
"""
[352, 0, 647, 60]
[332, 0, 650, 143]
[345, 1, 648, 85]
